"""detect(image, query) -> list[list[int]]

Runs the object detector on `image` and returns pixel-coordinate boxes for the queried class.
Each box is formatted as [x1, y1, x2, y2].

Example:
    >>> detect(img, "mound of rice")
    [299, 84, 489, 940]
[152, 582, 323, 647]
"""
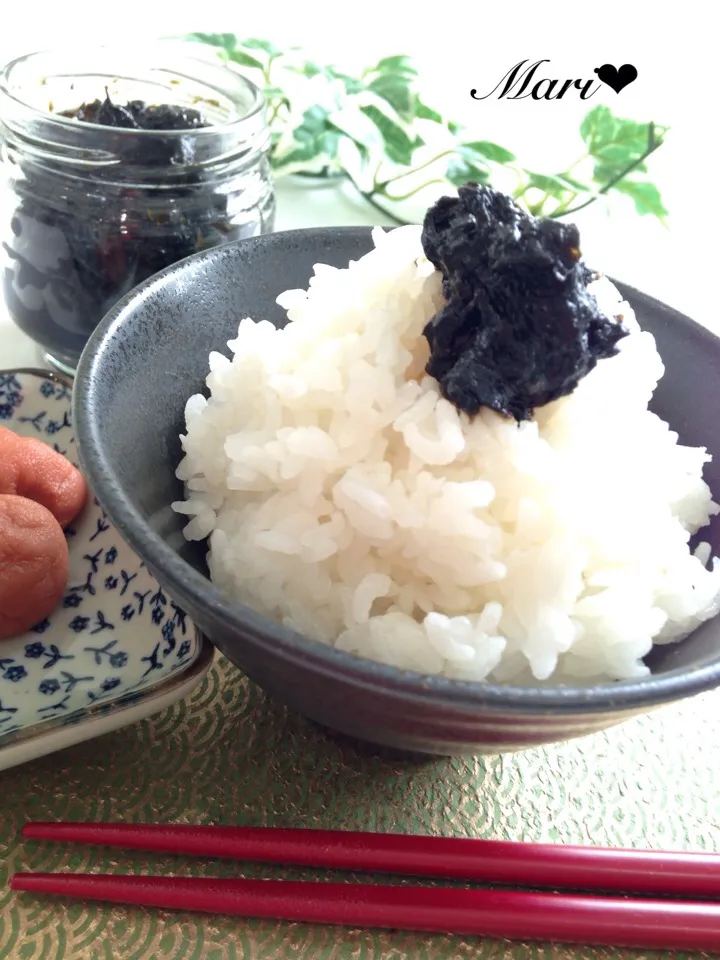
[173, 226, 720, 684]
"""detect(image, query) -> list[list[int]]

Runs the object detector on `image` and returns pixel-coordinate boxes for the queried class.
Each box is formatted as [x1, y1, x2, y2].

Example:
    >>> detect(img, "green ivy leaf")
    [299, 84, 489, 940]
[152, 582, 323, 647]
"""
[460, 140, 516, 164]
[580, 105, 616, 150]
[326, 68, 366, 94]
[415, 99, 443, 123]
[368, 74, 415, 121]
[325, 119, 370, 160]
[581, 109, 662, 169]
[526, 172, 575, 196]
[273, 105, 340, 169]
[293, 105, 331, 143]
[320, 131, 341, 159]
[227, 49, 265, 70]
[611, 180, 668, 217]
[187, 32, 238, 52]
[299, 61, 324, 78]
[273, 143, 322, 168]
[593, 143, 637, 163]
[446, 156, 490, 187]
[359, 105, 417, 165]
[373, 55, 417, 77]
[613, 118, 656, 146]
[240, 37, 282, 57]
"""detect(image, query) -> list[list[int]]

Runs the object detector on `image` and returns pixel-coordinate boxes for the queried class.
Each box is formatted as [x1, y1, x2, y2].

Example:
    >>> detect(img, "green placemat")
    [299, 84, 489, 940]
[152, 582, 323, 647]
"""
[1, 653, 718, 959]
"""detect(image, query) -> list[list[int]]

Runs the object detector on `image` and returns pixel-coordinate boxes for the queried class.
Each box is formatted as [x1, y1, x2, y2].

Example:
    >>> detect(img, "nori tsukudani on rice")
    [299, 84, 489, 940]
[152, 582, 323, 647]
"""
[172, 184, 720, 685]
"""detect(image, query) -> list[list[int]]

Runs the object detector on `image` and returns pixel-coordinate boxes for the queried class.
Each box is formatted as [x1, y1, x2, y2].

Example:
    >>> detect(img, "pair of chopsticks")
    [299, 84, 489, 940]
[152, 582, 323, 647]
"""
[12, 822, 720, 951]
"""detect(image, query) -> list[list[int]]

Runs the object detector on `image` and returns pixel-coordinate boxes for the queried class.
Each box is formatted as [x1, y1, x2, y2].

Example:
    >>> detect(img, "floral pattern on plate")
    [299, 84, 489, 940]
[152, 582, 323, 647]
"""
[0, 370, 204, 737]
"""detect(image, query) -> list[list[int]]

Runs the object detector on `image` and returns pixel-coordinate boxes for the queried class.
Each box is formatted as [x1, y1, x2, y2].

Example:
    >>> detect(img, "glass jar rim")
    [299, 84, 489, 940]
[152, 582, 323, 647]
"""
[0, 40, 266, 139]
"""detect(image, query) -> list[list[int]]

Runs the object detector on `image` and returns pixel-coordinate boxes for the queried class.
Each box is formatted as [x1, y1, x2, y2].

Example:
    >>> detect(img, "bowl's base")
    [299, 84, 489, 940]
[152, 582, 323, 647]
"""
[312, 722, 440, 764]
[209, 632, 643, 757]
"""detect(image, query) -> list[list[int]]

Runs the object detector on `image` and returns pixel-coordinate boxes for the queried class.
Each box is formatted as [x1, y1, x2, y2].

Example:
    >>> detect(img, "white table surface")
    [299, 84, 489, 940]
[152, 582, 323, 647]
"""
[1, 177, 718, 370]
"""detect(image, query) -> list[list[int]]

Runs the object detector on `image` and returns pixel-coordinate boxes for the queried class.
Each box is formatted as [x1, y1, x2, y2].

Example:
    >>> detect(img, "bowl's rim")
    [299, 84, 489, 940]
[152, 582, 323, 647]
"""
[73, 225, 720, 717]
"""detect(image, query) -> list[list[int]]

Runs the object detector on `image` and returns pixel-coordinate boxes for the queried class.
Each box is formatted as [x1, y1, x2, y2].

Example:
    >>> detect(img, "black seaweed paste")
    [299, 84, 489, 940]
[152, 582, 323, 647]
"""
[58, 93, 211, 169]
[421, 183, 630, 422]
[3, 91, 250, 364]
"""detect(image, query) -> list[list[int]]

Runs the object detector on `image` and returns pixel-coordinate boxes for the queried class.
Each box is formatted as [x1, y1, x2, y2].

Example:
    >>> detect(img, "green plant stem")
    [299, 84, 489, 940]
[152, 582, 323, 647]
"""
[263, 52, 281, 87]
[563, 153, 590, 174]
[370, 160, 384, 191]
[539, 154, 587, 214]
[340, 169, 412, 225]
[506, 165, 527, 193]
[292, 170, 345, 181]
[376, 149, 455, 189]
[551, 139, 664, 218]
[383, 178, 447, 202]
[360, 190, 412, 225]
[267, 98, 286, 127]
[548, 191, 581, 217]
[527, 191, 551, 216]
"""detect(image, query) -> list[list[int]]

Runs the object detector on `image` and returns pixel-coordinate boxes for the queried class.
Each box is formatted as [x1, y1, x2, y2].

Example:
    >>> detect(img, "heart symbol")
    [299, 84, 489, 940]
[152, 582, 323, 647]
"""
[594, 63, 638, 93]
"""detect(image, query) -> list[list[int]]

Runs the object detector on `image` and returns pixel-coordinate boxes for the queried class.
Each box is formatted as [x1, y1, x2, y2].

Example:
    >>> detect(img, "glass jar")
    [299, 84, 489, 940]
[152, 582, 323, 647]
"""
[0, 42, 275, 374]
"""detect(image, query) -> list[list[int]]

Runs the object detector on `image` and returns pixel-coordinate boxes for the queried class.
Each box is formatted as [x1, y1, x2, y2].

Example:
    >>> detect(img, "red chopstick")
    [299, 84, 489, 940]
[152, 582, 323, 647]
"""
[10, 872, 720, 952]
[21, 822, 720, 897]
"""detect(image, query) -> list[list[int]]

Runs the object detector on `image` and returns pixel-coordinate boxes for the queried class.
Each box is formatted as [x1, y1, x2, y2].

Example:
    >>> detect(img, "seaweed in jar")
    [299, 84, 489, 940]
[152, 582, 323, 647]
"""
[420, 182, 630, 422]
[2, 89, 274, 371]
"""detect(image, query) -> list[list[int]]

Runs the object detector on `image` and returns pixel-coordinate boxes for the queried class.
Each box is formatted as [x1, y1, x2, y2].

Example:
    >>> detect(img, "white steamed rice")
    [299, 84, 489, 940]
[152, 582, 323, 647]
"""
[172, 225, 720, 684]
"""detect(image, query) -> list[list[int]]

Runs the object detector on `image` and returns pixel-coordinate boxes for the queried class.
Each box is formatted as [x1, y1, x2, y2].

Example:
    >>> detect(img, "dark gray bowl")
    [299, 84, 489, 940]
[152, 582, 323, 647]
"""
[73, 227, 720, 756]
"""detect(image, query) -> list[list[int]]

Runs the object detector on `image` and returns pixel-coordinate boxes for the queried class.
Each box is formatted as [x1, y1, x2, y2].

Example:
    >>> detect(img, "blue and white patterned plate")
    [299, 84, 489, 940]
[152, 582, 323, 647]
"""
[0, 369, 213, 769]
